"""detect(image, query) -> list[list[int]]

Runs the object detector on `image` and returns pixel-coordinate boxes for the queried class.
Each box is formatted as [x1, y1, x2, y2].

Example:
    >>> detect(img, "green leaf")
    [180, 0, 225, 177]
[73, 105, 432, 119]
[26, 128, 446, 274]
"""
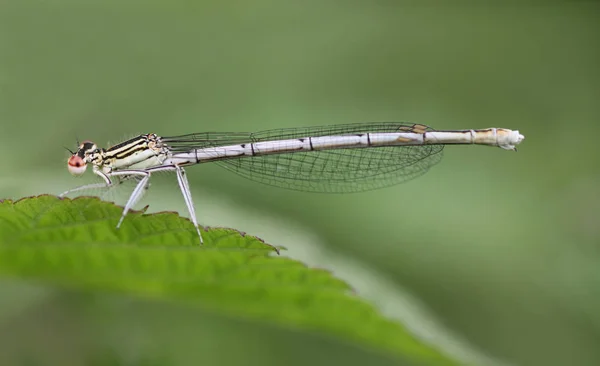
[0, 195, 457, 365]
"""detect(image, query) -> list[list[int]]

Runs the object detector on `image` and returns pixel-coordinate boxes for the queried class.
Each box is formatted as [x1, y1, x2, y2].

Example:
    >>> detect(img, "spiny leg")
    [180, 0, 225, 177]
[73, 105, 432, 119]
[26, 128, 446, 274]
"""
[59, 182, 112, 197]
[144, 165, 204, 244]
[111, 171, 151, 229]
[100, 166, 204, 244]
[174, 165, 203, 244]
[60, 167, 114, 197]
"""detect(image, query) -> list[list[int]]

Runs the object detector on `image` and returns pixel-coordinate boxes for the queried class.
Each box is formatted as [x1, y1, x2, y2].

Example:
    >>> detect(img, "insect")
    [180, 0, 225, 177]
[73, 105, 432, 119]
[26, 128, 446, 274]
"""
[61, 123, 524, 243]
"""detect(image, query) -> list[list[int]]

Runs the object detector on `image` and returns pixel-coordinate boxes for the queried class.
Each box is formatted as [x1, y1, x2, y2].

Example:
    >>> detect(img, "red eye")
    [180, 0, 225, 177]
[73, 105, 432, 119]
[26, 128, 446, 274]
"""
[67, 155, 87, 175]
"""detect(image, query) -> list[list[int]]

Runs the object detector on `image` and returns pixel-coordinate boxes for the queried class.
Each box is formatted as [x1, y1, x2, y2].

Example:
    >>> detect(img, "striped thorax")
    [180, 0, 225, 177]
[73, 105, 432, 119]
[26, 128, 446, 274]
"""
[67, 134, 169, 176]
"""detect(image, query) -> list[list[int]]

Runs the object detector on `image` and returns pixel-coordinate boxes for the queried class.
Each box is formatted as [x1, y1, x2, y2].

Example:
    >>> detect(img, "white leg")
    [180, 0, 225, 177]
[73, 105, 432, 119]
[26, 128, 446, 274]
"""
[90, 169, 153, 229]
[59, 166, 114, 197]
[143, 165, 204, 244]
[59, 182, 111, 197]
[115, 172, 151, 229]
[174, 166, 203, 244]
[65, 166, 204, 244]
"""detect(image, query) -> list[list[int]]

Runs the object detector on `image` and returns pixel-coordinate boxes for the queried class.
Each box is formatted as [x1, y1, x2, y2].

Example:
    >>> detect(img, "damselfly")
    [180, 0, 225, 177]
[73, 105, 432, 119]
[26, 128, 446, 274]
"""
[61, 123, 525, 243]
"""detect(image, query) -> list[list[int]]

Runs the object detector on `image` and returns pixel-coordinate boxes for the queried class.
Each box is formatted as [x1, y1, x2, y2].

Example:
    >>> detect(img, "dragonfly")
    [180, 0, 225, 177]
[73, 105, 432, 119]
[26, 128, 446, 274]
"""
[60, 122, 525, 243]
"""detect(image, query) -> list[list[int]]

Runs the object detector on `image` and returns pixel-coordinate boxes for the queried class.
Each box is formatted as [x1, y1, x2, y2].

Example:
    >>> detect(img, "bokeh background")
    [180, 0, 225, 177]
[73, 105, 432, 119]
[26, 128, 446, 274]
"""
[1, 1, 599, 365]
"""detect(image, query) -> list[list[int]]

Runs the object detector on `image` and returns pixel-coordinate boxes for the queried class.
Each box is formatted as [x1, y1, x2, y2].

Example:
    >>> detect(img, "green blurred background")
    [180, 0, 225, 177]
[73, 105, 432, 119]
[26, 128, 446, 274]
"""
[1, 1, 599, 365]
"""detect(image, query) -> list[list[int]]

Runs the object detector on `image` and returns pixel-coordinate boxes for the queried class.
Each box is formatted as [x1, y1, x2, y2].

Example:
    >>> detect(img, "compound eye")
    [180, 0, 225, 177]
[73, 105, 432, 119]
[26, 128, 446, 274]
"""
[67, 155, 87, 175]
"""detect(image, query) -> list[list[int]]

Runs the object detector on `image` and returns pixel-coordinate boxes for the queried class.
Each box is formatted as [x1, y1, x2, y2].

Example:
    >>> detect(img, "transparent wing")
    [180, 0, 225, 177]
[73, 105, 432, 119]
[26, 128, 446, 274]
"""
[163, 123, 444, 193]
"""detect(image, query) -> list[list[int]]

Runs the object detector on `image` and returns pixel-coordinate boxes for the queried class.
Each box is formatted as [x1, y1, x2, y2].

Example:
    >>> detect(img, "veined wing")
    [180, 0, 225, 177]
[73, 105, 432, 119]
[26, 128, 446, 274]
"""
[163, 123, 444, 193]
